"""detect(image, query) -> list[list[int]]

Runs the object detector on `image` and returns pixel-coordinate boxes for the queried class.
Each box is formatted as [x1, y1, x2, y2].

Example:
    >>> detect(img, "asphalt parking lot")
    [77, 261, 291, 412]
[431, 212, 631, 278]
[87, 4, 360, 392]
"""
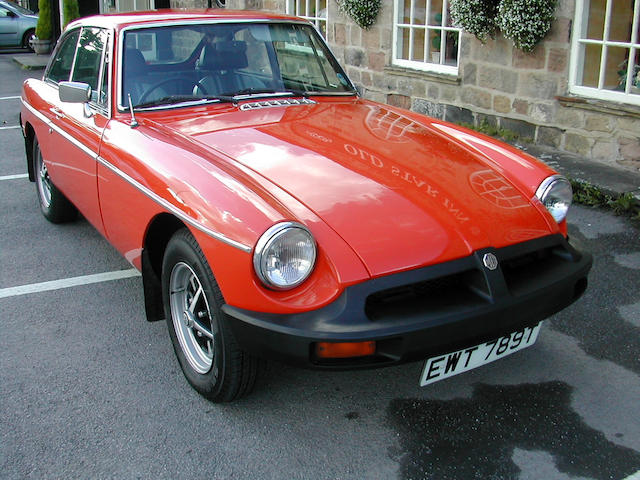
[1, 51, 640, 480]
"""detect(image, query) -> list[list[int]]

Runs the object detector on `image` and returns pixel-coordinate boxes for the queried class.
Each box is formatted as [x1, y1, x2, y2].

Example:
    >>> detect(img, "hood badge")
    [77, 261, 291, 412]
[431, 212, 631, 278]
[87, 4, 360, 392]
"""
[483, 253, 499, 271]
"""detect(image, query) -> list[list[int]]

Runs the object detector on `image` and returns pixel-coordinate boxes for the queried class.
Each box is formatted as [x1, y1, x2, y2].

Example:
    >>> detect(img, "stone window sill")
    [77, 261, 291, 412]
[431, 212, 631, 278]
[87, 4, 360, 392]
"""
[384, 65, 461, 86]
[556, 95, 640, 118]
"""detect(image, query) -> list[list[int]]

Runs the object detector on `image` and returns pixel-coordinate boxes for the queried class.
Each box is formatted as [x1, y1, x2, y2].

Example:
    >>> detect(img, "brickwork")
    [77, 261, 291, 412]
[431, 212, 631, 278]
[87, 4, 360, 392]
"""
[182, 0, 640, 171]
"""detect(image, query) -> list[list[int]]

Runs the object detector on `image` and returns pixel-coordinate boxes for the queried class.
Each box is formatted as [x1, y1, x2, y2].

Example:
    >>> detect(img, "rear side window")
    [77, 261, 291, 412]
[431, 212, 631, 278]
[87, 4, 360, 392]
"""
[46, 29, 80, 84]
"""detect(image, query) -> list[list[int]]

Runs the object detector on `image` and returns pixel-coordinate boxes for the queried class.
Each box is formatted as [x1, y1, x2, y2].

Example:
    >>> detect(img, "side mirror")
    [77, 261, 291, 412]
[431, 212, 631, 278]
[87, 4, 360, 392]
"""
[59, 81, 92, 103]
[7, 11, 17, 18]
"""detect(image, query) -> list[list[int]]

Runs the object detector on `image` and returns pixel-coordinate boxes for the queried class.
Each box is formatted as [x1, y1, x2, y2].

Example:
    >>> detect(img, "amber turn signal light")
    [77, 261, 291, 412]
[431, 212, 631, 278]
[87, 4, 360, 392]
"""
[315, 341, 376, 359]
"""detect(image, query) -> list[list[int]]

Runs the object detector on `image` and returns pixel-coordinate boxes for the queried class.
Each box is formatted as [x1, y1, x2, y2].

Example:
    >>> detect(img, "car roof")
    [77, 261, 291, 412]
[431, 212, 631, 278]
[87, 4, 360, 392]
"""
[66, 9, 303, 32]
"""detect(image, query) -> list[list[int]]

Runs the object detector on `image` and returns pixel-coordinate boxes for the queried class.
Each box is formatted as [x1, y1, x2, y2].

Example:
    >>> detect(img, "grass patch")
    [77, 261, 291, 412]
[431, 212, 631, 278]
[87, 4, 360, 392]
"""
[570, 179, 640, 221]
[458, 120, 531, 143]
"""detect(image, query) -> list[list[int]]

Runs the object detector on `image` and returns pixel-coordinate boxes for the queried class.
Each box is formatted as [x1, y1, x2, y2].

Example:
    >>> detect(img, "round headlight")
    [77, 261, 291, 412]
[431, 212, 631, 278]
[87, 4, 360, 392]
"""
[253, 222, 317, 290]
[535, 175, 572, 223]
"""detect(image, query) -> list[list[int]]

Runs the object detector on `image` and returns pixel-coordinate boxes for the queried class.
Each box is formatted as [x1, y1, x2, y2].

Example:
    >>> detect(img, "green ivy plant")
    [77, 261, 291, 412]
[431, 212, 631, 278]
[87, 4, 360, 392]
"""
[337, 0, 381, 30]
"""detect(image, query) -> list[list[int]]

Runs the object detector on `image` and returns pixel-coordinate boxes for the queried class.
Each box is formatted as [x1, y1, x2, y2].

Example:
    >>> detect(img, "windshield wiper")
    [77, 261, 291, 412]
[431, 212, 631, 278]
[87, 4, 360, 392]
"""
[134, 95, 205, 109]
[134, 95, 237, 109]
[219, 88, 310, 99]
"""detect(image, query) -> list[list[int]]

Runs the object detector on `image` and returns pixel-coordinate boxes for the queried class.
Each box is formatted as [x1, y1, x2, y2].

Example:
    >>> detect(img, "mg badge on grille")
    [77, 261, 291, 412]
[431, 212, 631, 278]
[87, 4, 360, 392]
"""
[483, 253, 499, 270]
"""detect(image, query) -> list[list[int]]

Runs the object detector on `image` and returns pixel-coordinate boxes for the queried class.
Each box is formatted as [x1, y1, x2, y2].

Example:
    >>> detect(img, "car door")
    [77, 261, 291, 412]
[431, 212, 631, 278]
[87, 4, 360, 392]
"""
[0, 6, 18, 46]
[42, 26, 110, 235]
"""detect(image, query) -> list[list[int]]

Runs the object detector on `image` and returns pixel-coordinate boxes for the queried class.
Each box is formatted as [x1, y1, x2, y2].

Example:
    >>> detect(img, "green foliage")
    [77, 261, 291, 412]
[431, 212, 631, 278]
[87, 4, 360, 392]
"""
[607, 192, 640, 216]
[337, 0, 381, 29]
[459, 120, 522, 142]
[571, 180, 640, 219]
[62, 0, 80, 29]
[570, 180, 609, 207]
[35, 0, 52, 40]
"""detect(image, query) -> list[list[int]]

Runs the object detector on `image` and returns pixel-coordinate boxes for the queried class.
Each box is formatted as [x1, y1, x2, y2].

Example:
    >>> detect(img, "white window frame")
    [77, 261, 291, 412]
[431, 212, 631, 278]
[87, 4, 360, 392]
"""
[392, 0, 461, 76]
[286, 0, 328, 37]
[569, 0, 640, 106]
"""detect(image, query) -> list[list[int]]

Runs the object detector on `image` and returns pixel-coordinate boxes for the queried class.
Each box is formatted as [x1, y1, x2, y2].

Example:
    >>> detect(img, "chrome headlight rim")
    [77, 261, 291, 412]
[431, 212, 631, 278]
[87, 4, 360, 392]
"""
[253, 221, 317, 291]
[535, 174, 573, 223]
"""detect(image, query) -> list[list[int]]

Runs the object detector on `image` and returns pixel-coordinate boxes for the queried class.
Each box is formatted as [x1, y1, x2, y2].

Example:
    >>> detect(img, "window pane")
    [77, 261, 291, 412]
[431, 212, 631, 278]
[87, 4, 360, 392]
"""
[444, 31, 458, 65]
[609, 0, 634, 42]
[47, 30, 80, 84]
[428, 0, 443, 26]
[402, 0, 411, 23]
[427, 29, 439, 61]
[580, 43, 602, 87]
[398, 26, 410, 59]
[627, 49, 640, 94]
[411, 28, 425, 61]
[603, 46, 633, 90]
[72, 28, 107, 91]
[586, 0, 605, 40]
[413, 0, 426, 25]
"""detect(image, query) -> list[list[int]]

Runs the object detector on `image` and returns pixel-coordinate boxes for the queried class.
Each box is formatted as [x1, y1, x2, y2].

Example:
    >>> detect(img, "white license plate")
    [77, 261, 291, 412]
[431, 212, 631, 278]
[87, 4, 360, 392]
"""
[419, 322, 542, 386]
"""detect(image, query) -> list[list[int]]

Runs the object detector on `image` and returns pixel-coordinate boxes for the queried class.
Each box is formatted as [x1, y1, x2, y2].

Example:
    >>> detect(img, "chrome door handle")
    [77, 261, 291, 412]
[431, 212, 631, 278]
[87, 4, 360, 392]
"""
[49, 107, 64, 120]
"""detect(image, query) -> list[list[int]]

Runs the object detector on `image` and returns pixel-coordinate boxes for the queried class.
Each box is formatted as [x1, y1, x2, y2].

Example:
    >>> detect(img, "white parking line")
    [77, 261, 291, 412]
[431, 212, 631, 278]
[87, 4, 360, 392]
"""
[0, 96, 21, 100]
[0, 173, 28, 181]
[0, 125, 21, 130]
[623, 471, 640, 480]
[0, 269, 141, 299]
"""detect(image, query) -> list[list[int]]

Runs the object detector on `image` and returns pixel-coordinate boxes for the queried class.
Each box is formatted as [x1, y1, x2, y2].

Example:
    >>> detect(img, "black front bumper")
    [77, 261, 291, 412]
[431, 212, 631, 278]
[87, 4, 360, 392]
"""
[222, 234, 592, 369]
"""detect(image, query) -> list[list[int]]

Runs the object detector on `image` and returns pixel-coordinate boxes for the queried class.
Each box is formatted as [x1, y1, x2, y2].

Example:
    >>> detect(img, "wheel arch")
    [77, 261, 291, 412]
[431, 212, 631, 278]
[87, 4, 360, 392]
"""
[22, 28, 35, 49]
[141, 213, 188, 322]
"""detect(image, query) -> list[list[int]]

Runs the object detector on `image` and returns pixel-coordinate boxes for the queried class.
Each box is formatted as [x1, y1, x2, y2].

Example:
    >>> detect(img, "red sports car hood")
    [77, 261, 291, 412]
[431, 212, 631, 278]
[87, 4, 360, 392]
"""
[163, 99, 557, 277]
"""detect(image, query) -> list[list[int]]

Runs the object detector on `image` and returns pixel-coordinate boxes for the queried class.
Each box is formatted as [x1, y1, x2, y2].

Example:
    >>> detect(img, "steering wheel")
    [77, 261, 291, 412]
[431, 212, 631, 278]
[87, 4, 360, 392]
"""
[138, 76, 196, 104]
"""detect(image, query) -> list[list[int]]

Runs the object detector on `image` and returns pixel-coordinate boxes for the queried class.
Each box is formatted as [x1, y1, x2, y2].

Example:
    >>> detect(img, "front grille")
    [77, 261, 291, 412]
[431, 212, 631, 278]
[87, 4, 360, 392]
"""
[365, 269, 490, 321]
[501, 246, 570, 297]
[363, 236, 582, 323]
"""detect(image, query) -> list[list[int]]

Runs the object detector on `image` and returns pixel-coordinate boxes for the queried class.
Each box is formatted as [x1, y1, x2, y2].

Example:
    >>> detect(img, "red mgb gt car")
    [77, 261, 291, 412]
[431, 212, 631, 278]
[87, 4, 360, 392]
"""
[21, 10, 592, 402]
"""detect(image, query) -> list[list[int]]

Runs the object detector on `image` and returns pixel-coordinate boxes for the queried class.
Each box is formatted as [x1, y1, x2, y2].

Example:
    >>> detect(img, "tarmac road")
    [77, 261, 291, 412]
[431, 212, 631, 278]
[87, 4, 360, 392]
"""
[1, 51, 639, 480]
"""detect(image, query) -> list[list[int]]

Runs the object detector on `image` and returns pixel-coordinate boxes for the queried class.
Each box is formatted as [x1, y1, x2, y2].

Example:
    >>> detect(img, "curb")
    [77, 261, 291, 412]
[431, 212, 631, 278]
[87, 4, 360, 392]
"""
[11, 55, 48, 71]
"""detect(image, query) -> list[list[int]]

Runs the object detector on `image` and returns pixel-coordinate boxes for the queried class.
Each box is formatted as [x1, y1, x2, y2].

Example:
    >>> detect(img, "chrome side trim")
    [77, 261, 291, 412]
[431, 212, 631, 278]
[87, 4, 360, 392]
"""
[96, 155, 252, 253]
[21, 98, 252, 253]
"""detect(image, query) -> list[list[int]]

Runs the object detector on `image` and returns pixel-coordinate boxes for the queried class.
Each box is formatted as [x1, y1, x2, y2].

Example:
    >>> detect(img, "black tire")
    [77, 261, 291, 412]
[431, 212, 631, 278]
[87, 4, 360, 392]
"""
[22, 29, 35, 51]
[162, 228, 259, 402]
[33, 137, 77, 223]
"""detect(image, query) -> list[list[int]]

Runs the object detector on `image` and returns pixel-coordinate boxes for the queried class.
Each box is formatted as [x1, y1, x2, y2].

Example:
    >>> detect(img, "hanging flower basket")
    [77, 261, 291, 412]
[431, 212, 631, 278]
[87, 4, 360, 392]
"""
[497, 0, 557, 52]
[337, 0, 382, 30]
[450, 0, 557, 52]
[450, 0, 499, 43]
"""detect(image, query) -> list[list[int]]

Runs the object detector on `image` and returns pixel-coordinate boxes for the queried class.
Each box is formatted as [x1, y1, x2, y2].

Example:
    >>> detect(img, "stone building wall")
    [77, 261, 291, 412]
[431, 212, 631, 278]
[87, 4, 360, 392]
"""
[211, 0, 640, 170]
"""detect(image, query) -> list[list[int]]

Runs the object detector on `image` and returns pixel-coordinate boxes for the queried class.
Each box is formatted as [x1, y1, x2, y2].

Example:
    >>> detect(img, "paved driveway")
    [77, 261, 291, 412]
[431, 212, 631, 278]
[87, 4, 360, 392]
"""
[1, 52, 639, 480]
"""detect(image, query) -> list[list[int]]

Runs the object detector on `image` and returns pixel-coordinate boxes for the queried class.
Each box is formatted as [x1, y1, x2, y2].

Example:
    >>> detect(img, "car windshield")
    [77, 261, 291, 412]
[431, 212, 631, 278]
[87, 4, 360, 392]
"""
[122, 22, 356, 110]
[3, 1, 34, 15]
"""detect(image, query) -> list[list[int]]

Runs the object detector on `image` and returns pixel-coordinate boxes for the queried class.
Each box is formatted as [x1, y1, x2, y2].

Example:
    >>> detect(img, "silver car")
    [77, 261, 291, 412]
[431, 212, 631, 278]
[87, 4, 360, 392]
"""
[0, 0, 37, 50]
